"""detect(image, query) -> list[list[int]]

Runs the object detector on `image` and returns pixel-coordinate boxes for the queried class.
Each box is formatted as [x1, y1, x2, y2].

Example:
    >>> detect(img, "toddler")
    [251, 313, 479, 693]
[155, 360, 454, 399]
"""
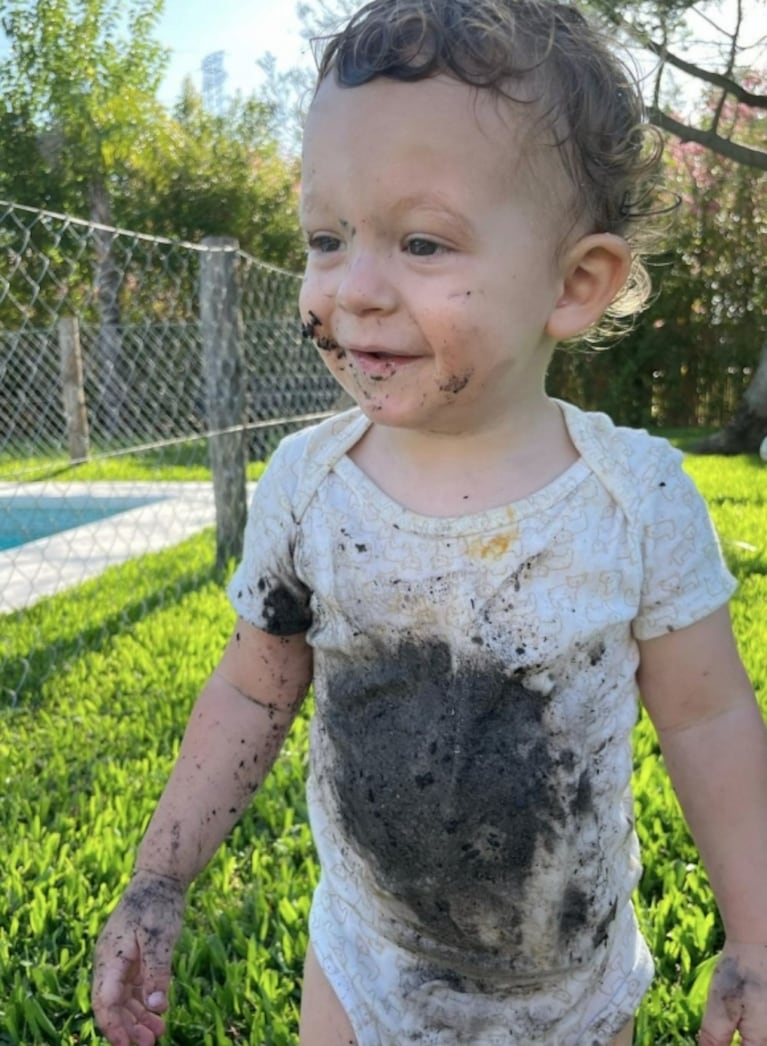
[92, 1, 767, 1043]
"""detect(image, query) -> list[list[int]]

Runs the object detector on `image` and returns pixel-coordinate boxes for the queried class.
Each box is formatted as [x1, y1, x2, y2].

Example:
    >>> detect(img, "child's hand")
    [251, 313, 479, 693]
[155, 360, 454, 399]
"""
[699, 941, 767, 1045]
[92, 871, 185, 1046]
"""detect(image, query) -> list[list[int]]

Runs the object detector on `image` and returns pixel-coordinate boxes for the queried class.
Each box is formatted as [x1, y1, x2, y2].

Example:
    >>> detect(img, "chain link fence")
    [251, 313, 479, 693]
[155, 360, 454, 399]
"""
[1, 200, 341, 706]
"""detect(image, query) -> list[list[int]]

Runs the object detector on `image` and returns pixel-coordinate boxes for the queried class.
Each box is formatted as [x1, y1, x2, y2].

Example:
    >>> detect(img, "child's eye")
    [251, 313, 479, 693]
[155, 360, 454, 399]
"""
[405, 237, 447, 257]
[308, 234, 341, 254]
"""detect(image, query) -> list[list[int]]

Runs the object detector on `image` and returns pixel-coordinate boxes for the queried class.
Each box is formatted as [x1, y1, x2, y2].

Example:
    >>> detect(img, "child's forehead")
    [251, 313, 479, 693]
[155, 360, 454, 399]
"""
[302, 75, 571, 217]
[306, 72, 527, 138]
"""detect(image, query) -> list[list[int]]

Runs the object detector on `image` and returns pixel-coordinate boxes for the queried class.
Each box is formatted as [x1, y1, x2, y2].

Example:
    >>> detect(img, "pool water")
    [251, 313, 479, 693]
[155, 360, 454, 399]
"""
[0, 495, 165, 551]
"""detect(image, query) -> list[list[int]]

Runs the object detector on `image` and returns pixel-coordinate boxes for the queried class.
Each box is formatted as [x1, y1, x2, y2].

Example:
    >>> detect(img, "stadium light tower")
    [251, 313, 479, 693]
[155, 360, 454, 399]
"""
[202, 51, 228, 115]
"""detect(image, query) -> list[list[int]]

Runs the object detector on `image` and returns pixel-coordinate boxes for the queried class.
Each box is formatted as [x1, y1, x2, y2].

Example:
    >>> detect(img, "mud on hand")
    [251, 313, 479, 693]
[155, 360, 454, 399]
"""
[92, 870, 186, 1046]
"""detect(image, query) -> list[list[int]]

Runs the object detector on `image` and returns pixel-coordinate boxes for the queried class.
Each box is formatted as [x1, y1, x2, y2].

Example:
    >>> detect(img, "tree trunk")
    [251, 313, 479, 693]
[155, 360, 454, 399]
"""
[694, 334, 767, 454]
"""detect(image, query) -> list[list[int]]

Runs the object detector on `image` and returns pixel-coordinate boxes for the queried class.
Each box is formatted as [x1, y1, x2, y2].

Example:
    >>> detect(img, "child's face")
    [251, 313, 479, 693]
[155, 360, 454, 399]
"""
[299, 74, 569, 436]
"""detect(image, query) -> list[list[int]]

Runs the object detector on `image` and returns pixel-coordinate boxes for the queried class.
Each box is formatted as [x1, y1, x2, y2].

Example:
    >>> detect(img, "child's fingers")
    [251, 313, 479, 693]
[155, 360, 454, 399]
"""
[92, 922, 168, 1044]
[698, 947, 767, 1046]
[698, 1004, 738, 1046]
[92, 968, 165, 1046]
[92, 940, 138, 1021]
[124, 998, 167, 1043]
[700, 945, 767, 1046]
[137, 927, 175, 1012]
[698, 963, 741, 1046]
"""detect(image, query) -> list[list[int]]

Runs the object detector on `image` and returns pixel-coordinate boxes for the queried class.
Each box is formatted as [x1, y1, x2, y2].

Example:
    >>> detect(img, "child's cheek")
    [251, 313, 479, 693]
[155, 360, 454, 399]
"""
[298, 273, 314, 325]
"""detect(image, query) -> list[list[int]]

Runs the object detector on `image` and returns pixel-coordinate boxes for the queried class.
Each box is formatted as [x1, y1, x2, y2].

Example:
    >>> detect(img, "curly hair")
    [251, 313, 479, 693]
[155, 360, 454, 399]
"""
[313, 0, 665, 339]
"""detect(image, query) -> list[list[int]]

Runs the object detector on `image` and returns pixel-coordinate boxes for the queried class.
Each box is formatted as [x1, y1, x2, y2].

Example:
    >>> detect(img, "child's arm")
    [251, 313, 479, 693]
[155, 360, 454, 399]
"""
[637, 604, 767, 1046]
[91, 618, 313, 1046]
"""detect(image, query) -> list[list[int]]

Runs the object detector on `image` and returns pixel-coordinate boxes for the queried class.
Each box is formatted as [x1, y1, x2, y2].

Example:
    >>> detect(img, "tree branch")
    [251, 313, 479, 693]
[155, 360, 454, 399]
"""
[648, 107, 767, 170]
[647, 44, 767, 109]
[587, 3, 767, 109]
[709, 0, 741, 136]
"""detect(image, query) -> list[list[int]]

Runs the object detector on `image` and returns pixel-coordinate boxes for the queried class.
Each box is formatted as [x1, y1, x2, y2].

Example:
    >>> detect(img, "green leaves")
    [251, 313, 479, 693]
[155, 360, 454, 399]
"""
[0, 2, 304, 270]
[0, 0, 168, 215]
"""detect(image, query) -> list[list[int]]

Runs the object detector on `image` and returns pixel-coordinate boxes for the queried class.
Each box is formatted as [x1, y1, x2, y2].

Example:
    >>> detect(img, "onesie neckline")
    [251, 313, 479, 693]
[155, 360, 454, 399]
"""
[331, 410, 593, 539]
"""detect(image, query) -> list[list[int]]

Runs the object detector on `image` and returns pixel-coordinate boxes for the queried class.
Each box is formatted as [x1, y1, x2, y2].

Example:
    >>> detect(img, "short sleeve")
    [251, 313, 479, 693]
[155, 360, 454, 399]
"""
[632, 442, 737, 640]
[228, 438, 312, 636]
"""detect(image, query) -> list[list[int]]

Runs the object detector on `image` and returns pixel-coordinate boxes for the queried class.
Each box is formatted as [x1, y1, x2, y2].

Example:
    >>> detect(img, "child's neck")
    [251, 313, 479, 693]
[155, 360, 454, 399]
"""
[349, 398, 579, 517]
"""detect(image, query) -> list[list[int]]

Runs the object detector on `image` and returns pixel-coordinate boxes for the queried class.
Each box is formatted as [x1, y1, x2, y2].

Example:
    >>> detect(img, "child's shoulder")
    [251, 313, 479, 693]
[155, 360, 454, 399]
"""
[557, 400, 688, 514]
[275, 407, 368, 467]
[559, 399, 676, 462]
[263, 408, 368, 517]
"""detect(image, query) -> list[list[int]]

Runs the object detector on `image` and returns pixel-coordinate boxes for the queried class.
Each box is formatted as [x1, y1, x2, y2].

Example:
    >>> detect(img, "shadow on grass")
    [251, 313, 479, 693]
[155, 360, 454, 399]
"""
[0, 533, 227, 710]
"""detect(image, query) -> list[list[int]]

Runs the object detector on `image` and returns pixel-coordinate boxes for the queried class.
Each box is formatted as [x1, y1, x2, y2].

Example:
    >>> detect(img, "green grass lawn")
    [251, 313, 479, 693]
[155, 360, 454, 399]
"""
[0, 447, 764, 1044]
[0, 441, 267, 484]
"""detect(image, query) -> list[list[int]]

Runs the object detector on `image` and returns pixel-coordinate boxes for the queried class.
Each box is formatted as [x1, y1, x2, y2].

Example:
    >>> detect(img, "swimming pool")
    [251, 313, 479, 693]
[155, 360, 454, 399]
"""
[0, 494, 165, 551]
[0, 481, 221, 613]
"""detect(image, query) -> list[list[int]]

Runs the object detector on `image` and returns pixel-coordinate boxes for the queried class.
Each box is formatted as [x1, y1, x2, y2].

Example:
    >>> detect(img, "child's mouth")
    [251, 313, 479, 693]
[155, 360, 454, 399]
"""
[350, 349, 419, 377]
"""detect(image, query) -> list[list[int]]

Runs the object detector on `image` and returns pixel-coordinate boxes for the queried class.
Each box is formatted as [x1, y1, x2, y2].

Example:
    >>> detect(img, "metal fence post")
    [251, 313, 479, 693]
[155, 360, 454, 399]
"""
[57, 315, 91, 462]
[200, 236, 248, 570]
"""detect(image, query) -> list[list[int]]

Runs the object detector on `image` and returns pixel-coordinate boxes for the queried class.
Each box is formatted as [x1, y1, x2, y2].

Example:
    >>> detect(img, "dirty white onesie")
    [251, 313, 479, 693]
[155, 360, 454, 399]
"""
[229, 400, 736, 1045]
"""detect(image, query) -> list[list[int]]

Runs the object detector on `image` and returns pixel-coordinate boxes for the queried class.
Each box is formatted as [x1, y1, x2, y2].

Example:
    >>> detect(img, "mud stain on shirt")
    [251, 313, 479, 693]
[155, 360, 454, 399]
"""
[258, 576, 312, 635]
[324, 638, 604, 963]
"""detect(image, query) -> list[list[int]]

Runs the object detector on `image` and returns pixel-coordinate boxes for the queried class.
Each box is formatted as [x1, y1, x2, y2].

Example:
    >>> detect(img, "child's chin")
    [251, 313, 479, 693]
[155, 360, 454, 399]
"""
[352, 396, 430, 429]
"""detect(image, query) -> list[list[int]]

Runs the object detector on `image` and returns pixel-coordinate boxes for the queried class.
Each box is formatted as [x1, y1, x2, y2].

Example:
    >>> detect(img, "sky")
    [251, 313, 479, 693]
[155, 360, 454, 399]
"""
[156, 0, 315, 107]
[0, 0, 764, 111]
[155, 0, 767, 114]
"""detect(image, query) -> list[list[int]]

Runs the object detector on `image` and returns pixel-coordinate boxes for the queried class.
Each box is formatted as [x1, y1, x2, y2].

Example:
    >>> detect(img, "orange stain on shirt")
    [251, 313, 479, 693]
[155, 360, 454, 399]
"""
[468, 529, 517, 560]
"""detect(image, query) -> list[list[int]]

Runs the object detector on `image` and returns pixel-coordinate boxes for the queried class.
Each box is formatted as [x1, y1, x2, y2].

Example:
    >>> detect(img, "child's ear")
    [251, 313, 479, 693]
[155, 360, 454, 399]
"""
[545, 234, 631, 341]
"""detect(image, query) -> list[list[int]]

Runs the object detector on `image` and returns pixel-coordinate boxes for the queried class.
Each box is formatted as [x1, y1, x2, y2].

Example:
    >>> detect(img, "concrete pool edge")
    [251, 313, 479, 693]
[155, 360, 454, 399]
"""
[0, 480, 231, 614]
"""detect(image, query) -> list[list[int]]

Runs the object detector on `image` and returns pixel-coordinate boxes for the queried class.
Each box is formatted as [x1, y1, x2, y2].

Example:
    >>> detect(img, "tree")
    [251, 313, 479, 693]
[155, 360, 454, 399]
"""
[584, 0, 767, 451]
[0, 0, 169, 217]
[1, 1, 308, 448]
[656, 86, 767, 445]
[136, 81, 304, 271]
[586, 0, 767, 171]
[256, 0, 359, 150]
[0, 0, 170, 434]
[565, 105, 766, 432]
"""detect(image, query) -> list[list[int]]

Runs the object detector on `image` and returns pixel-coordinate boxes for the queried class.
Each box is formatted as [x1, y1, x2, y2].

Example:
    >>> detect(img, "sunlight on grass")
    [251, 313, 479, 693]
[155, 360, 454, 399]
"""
[0, 442, 267, 483]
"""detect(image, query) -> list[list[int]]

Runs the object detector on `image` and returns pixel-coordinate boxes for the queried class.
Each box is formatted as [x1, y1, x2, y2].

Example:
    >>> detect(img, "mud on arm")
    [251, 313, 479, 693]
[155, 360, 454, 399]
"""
[92, 620, 313, 1046]
[637, 604, 767, 1043]
[134, 618, 313, 886]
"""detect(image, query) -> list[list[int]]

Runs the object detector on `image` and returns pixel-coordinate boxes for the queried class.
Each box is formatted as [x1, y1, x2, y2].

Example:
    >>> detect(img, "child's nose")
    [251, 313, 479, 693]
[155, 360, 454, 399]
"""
[336, 250, 397, 316]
